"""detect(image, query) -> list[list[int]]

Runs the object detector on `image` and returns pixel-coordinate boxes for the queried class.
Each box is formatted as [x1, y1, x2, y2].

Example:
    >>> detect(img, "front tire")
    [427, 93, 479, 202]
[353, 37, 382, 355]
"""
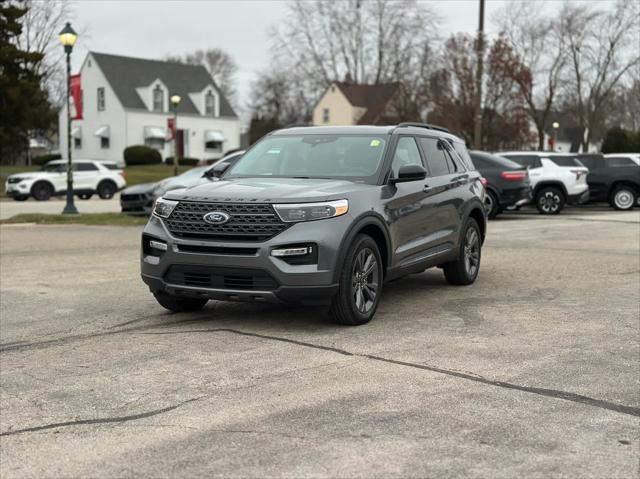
[535, 186, 565, 215]
[485, 190, 499, 219]
[610, 186, 637, 211]
[97, 181, 117, 199]
[31, 182, 53, 201]
[329, 234, 383, 326]
[443, 218, 481, 285]
[153, 292, 208, 313]
[78, 193, 93, 200]
[12, 195, 28, 201]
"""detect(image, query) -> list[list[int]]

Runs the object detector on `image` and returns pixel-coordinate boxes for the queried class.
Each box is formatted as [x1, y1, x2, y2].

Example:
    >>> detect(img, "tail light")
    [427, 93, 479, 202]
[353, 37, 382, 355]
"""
[119, 170, 126, 180]
[570, 169, 586, 180]
[480, 177, 488, 186]
[500, 171, 527, 181]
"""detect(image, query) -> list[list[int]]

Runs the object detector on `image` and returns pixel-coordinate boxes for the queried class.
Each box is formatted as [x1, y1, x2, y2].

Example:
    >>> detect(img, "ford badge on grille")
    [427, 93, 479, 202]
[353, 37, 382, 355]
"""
[203, 211, 231, 225]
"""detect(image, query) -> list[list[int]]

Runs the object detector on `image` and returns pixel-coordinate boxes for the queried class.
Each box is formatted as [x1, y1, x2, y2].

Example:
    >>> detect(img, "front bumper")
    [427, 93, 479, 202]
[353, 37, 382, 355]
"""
[140, 214, 350, 305]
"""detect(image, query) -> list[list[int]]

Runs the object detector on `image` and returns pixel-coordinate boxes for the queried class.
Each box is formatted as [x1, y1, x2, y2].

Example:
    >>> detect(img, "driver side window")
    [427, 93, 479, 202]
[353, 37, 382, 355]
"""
[390, 137, 423, 178]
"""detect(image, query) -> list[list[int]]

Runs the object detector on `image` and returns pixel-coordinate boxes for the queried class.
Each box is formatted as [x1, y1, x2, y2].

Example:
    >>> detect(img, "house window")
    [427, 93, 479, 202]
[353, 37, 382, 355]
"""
[152, 85, 164, 112]
[101, 137, 110, 149]
[205, 141, 222, 152]
[322, 108, 330, 123]
[74, 137, 81, 149]
[97, 87, 105, 111]
[205, 91, 215, 116]
[145, 138, 165, 150]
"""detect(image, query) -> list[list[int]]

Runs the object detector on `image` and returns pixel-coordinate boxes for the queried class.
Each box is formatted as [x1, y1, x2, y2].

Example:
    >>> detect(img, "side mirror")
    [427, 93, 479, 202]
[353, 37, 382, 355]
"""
[207, 161, 230, 178]
[390, 164, 427, 184]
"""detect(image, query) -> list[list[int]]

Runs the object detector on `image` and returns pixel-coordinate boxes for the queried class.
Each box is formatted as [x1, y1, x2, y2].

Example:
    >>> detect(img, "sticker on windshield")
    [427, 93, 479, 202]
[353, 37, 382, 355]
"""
[267, 148, 281, 154]
[370, 140, 381, 147]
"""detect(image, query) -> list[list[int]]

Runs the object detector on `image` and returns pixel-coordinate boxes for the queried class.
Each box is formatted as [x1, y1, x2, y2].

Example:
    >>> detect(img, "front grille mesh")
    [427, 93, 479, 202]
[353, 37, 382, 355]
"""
[165, 201, 289, 241]
[165, 265, 279, 291]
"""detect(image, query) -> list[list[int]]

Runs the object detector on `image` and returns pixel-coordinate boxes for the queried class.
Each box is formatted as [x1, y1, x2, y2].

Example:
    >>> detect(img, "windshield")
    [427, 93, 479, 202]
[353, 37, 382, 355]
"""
[227, 134, 388, 183]
[176, 166, 208, 180]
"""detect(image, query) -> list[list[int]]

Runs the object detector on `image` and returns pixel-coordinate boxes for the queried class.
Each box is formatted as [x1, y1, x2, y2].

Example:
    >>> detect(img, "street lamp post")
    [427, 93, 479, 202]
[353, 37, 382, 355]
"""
[59, 22, 78, 215]
[170, 94, 181, 176]
[552, 122, 560, 152]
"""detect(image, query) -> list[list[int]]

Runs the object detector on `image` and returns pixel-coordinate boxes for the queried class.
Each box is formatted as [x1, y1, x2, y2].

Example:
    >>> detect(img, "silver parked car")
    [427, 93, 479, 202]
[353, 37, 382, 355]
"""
[120, 151, 244, 216]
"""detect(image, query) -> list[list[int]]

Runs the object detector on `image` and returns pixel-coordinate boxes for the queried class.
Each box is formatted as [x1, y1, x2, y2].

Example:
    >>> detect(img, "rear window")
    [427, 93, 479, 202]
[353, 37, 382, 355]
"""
[548, 156, 584, 167]
[101, 163, 121, 170]
[502, 155, 542, 169]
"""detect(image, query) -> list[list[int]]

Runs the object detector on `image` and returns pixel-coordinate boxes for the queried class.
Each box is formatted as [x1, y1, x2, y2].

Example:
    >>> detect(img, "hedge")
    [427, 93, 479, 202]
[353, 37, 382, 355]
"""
[123, 145, 162, 165]
[165, 157, 200, 166]
[32, 153, 62, 166]
[601, 127, 640, 153]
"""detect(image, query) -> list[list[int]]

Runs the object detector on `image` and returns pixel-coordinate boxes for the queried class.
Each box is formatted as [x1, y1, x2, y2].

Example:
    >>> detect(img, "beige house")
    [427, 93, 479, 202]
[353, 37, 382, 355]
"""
[312, 82, 403, 126]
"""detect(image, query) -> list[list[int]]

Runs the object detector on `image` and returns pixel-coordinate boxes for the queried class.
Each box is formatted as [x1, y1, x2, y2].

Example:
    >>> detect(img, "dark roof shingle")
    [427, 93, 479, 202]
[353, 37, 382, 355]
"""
[90, 52, 236, 117]
[334, 82, 401, 124]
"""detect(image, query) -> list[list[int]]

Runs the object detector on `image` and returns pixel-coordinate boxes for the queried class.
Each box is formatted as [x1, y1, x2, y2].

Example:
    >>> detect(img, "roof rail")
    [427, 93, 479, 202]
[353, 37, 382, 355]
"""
[396, 122, 450, 133]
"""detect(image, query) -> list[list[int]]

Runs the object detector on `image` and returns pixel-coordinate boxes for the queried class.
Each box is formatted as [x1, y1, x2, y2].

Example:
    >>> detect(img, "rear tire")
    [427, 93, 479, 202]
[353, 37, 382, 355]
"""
[443, 218, 481, 285]
[485, 190, 499, 219]
[78, 193, 93, 200]
[329, 234, 383, 326]
[12, 195, 28, 201]
[610, 186, 637, 211]
[153, 292, 208, 313]
[97, 181, 117, 199]
[535, 186, 565, 215]
[31, 182, 53, 201]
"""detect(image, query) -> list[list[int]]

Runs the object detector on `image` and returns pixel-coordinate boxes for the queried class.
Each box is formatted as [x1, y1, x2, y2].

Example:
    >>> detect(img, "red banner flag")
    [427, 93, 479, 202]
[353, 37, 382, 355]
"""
[70, 74, 83, 119]
[167, 118, 175, 140]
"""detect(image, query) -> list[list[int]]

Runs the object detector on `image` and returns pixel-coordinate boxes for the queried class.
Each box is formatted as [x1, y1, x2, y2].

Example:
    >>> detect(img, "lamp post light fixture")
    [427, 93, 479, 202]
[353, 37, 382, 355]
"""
[59, 22, 79, 215]
[552, 121, 560, 152]
[170, 94, 181, 176]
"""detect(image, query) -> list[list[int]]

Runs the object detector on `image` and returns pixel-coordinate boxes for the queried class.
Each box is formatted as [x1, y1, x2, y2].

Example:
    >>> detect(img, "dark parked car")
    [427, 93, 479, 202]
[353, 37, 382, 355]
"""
[469, 151, 531, 218]
[120, 151, 244, 215]
[577, 153, 640, 210]
[141, 123, 487, 326]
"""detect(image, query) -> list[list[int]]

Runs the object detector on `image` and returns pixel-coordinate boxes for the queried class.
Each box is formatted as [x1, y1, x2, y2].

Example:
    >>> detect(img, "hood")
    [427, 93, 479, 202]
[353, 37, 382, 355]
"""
[7, 172, 46, 180]
[121, 182, 158, 194]
[164, 177, 374, 203]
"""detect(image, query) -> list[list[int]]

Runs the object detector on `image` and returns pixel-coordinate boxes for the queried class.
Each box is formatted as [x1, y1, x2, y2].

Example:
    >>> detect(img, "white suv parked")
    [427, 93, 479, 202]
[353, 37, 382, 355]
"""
[5, 159, 127, 201]
[499, 152, 589, 214]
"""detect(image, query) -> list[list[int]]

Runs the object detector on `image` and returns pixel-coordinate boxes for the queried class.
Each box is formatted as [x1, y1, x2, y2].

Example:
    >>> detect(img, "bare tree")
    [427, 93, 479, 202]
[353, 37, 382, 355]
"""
[495, 1, 566, 150]
[14, 0, 74, 108]
[165, 48, 238, 107]
[561, 0, 640, 150]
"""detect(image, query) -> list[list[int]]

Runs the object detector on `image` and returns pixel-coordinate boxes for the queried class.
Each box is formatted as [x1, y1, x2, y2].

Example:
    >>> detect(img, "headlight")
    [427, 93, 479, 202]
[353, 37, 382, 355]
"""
[8, 177, 23, 184]
[273, 199, 349, 223]
[152, 197, 179, 218]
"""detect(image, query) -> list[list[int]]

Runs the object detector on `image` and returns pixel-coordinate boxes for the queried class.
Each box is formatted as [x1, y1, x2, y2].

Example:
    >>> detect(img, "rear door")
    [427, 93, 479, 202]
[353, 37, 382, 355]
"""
[416, 136, 466, 253]
[74, 162, 100, 190]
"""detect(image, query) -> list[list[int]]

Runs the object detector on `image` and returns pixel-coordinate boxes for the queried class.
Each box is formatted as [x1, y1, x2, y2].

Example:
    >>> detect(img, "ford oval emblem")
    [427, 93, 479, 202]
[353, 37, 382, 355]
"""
[203, 211, 230, 225]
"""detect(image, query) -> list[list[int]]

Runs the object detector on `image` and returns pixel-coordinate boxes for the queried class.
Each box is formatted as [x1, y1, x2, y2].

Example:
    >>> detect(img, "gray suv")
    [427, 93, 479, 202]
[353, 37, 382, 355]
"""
[141, 124, 487, 325]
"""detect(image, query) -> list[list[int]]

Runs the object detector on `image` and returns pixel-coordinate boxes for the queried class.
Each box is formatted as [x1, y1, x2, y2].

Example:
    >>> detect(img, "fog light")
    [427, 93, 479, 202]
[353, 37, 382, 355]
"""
[271, 246, 311, 257]
[149, 240, 168, 251]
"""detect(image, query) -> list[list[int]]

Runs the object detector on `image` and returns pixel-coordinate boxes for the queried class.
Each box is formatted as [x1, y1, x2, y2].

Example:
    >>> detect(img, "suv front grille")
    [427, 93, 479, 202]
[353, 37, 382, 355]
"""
[165, 265, 279, 291]
[165, 201, 289, 241]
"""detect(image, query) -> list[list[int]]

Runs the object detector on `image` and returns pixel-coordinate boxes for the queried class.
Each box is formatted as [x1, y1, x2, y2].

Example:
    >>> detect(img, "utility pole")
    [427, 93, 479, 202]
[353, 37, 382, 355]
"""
[473, 0, 485, 149]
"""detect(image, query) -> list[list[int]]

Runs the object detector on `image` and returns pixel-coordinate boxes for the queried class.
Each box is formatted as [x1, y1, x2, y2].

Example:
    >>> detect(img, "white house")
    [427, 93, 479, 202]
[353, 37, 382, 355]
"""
[59, 52, 240, 165]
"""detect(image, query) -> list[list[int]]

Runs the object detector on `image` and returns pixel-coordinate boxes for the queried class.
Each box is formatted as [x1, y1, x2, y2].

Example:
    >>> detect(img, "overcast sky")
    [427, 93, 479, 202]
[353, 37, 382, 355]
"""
[69, 0, 615, 118]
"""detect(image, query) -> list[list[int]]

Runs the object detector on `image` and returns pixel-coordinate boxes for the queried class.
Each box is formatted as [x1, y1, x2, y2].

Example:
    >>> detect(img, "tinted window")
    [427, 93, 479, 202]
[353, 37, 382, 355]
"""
[549, 156, 583, 167]
[606, 157, 637, 167]
[390, 137, 423, 178]
[41, 163, 64, 173]
[419, 137, 450, 176]
[101, 163, 120, 170]
[453, 142, 474, 170]
[443, 145, 459, 173]
[577, 156, 598, 169]
[75, 162, 98, 171]
[470, 155, 492, 170]
[503, 155, 542, 168]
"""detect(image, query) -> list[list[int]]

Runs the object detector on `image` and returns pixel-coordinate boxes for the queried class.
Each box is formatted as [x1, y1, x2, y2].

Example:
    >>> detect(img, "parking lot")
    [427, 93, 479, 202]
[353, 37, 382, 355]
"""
[1, 207, 639, 478]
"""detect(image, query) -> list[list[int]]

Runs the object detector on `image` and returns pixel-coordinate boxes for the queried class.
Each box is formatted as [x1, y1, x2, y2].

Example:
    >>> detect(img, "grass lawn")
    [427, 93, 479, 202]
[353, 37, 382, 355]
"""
[0, 163, 194, 196]
[0, 213, 148, 226]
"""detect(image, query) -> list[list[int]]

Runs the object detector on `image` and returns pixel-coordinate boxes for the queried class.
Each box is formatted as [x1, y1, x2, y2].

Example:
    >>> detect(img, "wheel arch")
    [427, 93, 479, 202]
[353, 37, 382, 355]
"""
[609, 180, 640, 197]
[332, 214, 391, 283]
[533, 181, 568, 198]
[30, 180, 55, 195]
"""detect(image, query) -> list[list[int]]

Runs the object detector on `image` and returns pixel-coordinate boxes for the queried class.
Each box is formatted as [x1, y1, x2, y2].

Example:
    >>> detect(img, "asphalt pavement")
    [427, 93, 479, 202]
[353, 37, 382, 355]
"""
[0, 208, 639, 478]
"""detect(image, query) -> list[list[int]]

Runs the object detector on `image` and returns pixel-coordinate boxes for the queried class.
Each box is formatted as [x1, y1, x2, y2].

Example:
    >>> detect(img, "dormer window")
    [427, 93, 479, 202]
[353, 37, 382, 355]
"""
[152, 85, 164, 112]
[205, 91, 215, 116]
